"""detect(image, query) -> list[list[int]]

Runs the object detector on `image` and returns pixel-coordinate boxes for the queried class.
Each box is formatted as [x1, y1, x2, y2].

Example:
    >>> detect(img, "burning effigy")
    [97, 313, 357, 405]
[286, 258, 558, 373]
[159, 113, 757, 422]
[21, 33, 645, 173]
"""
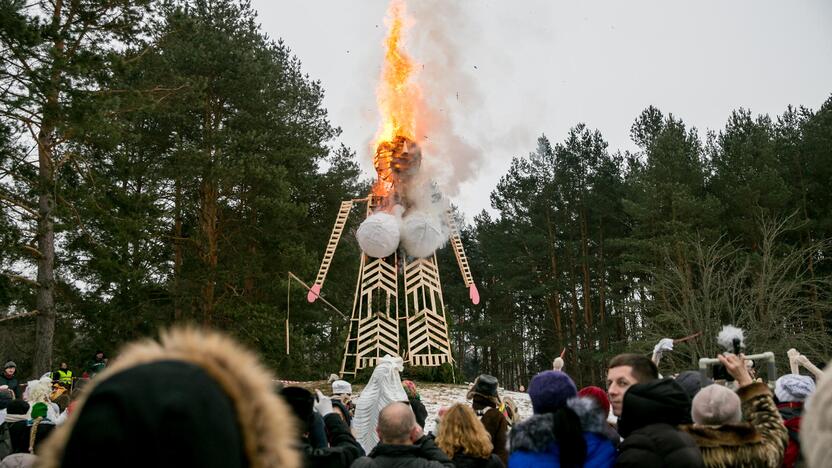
[307, 0, 479, 378]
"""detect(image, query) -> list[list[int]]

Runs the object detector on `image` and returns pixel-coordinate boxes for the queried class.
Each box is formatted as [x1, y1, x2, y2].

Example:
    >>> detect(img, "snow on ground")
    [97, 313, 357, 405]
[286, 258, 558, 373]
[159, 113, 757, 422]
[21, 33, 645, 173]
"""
[282, 380, 532, 434]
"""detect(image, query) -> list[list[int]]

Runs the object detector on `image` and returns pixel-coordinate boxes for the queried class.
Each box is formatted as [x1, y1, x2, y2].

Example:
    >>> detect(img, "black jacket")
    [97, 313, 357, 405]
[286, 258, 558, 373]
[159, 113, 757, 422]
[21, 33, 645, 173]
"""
[408, 397, 428, 429]
[451, 453, 504, 468]
[0, 374, 19, 399]
[351, 437, 454, 468]
[615, 379, 703, 468]
[303, 413, 363, 468]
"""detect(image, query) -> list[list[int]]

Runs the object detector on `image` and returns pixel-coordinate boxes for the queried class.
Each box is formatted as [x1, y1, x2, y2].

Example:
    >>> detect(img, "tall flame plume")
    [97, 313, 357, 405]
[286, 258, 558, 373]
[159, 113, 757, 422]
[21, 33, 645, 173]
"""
[373, 0, 421, 198]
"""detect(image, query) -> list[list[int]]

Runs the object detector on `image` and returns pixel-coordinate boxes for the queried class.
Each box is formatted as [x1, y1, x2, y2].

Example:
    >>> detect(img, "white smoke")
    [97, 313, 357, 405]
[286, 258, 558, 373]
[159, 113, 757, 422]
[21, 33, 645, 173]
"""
[717, 325, 745, 352]
[400, 176, 450, 258]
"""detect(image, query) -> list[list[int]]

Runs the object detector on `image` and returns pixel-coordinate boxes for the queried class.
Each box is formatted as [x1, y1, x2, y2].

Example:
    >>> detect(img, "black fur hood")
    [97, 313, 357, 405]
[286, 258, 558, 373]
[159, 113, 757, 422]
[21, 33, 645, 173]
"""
[510, 396, 606, 453]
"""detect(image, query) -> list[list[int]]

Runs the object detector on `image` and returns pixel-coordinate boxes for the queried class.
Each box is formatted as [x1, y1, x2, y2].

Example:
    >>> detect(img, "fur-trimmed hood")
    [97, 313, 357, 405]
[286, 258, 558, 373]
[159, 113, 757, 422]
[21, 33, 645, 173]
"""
[510, 396, 606, 453]
[38, 328, 300, 468]
[682, 423, 762, 448]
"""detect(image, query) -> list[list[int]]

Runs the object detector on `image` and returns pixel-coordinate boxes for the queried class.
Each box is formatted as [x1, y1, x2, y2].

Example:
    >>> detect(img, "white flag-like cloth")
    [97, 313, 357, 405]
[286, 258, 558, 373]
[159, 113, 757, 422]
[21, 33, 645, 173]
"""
[352, 355, 408, 454]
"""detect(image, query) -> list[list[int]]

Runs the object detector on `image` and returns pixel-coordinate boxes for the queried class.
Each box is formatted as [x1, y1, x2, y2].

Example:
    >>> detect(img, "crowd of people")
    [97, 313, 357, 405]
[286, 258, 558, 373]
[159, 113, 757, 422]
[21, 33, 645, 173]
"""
[0, 328, 829, 467]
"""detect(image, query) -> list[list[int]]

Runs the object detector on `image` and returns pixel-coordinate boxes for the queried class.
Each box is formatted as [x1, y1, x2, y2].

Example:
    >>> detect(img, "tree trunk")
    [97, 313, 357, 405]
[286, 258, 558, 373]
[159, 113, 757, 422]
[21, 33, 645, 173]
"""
[173, 178, 183, 320]
[199, 179, 219, 325]
[32, 0, 64, 376]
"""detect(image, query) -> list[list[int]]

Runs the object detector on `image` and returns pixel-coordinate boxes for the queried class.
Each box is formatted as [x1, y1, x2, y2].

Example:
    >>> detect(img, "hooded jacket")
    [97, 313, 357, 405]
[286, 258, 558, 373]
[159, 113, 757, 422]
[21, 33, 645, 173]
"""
[508, 397, 615, 468]
[615, 378, 704, 468]
[37, 328, 300, 468]
[679, 382, 788, 468]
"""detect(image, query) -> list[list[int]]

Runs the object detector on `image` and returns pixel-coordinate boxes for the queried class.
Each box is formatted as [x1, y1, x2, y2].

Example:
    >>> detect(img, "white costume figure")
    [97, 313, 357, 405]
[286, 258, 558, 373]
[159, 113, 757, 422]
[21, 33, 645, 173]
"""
[352, 355, 409, 453]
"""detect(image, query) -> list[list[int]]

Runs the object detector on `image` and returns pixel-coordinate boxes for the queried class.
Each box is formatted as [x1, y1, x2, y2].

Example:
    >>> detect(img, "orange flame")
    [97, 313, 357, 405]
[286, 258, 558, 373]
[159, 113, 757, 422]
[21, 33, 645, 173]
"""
[373, 0, 420, 198]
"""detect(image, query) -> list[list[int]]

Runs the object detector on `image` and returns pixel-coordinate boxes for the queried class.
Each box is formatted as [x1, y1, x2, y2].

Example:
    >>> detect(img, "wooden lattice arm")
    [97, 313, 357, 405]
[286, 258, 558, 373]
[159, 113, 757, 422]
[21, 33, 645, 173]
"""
[308, 200, 354, 303]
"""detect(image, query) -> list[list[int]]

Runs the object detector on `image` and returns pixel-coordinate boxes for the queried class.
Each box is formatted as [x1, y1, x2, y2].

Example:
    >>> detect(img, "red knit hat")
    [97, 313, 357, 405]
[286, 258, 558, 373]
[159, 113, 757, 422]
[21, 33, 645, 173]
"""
[578, 385, 611, 415]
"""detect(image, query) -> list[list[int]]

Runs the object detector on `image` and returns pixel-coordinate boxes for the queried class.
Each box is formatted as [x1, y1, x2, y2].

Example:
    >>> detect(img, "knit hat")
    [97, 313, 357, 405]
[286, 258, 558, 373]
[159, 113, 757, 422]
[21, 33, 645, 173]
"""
[471, 374, 499, 398]
[691, 384, 741, 425]
[402, 380, 418, 399]
[331, 380, 352, 395]
[578, 385, 610, 416]
[4, 361, 15, 369]
[775, 374, 815, 403]
[280, 386, 315, 432]
[332, 399, 352, 427]
[675, 370, 712, 400]
[31, 402, 48, 419]
[7, 399, 29, 415]
[527, 370, 577, 415]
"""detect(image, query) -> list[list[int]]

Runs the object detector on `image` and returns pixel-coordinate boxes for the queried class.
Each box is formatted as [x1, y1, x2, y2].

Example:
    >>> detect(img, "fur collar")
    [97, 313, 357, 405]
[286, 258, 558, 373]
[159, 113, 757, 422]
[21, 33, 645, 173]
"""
[510, 396, 605, 452]
[37, 328, 301, 468]
[681, 423, 763, 447]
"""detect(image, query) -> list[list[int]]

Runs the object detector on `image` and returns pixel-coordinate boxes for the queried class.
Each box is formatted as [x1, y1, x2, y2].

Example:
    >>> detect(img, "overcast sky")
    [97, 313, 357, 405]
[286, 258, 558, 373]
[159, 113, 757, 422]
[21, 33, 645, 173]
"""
[251, 0, 832, 220]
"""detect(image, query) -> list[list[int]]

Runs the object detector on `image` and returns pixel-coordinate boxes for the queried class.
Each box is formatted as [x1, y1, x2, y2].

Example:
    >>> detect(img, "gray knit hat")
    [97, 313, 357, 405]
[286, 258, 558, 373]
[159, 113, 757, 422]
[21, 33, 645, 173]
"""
[775, 374, 815, 403]
[3, 361, 15, 369]
[691, 384, 741, 425]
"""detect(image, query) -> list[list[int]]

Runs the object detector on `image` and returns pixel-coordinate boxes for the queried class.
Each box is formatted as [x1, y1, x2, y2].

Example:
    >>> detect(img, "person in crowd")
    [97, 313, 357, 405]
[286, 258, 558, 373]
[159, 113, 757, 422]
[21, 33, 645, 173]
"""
[774, 374, 814, 468]
[280, 386, 363, 467]
[0, 363, 19, 399]
[435, 403, 503, 468]
[402, 380, 428, 429]
[801, 359, 832, 467]
[508, 370, 615, 468]
[606, 353, 659, 418]
[51, 363, 73, 389]
[353, 356, 410, 454]
[331, 379, 355, 418]
[352, 402, 454, 468]
[332, 399, 352, 427]
[674, 370, 713, 400]
[468, 374, 508, 465]
[85, 352, 106, 378]
[0, 400, 29, 464]
[611, 355, 703, 468]
[9, 402, 56, 456]
[35, 328, 301, 468]
[678, 353, 787, 468]
[578, 385, 620, 447]
[0, 398, 26, 459]
[22, 377, 59, 422]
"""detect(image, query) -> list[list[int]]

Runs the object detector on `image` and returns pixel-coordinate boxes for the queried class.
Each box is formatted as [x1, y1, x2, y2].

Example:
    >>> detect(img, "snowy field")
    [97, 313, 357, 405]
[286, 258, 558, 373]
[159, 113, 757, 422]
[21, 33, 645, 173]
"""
[282, 380, 533, 434]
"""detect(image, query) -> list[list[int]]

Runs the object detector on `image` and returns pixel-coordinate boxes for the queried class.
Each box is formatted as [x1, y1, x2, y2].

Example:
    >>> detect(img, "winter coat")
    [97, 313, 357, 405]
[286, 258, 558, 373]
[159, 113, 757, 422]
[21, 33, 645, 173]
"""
[408, 397, 428, 429]
[0, 453, 36, 468]
[507, 397, 616, 468]
[36, 328, 301, 468]
[0, 375, 19, 399]
[473, 396, 509, 465]
[9, 419, 55, 454]
[451, 452, 504, 468]
[778, 402, 804, 468]
[615, 378, 704, 468]
[351, 437, 454, 468]
[0, 421, 12, 459]
[680, 382, 788, 468]
[303, 413, 363, 468]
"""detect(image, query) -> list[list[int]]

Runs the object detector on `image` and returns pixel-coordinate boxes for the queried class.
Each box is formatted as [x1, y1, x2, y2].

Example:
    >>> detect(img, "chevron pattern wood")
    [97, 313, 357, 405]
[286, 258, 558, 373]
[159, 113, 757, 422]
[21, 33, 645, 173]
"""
[340, 253, 400, 377]
[403, 256, 453, 367]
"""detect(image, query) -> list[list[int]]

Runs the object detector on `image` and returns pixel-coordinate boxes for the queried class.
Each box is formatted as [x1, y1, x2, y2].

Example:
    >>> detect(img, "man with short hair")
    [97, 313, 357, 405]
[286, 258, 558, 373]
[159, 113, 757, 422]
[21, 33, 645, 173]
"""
[607, 353, 703, 468]
[606, 353, 659, 417]
[352, 402, 453, 468]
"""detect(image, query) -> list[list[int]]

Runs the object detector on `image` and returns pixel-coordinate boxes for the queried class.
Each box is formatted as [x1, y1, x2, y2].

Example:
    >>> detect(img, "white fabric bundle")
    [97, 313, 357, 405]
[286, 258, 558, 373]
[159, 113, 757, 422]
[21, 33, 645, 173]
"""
[352, 355, 408, 454]
[357, 211, 401, 258]
[400, 211, 448, 258]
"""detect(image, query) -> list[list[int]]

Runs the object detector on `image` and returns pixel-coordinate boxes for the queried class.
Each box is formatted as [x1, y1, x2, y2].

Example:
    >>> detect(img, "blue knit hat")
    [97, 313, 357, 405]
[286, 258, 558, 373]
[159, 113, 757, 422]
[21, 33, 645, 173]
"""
[528, 370, 577, 414]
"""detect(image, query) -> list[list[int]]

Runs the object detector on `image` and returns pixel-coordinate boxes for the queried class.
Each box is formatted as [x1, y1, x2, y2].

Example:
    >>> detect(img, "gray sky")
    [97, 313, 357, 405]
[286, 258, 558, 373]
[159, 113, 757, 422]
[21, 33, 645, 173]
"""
[252, 0, 832, 219]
